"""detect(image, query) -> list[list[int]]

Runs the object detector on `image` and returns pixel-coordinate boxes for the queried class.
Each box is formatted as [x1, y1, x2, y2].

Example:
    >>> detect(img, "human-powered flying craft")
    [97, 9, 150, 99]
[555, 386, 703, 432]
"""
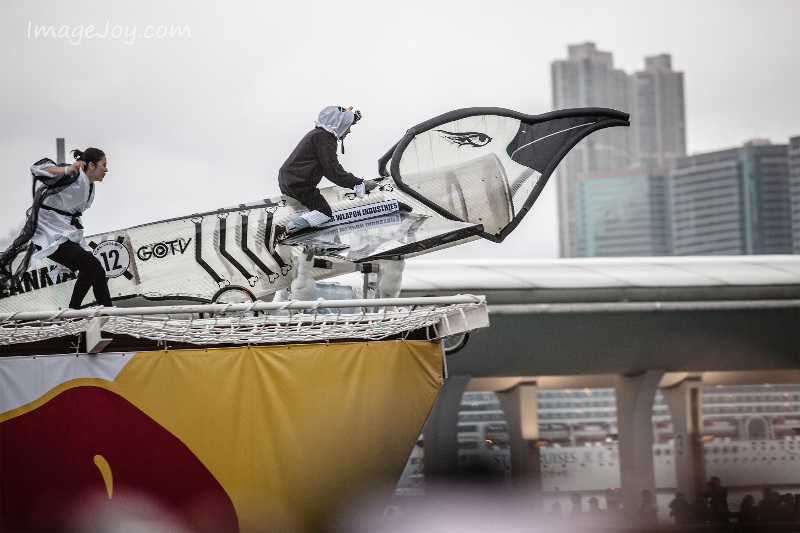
[0, 107, 629, 312]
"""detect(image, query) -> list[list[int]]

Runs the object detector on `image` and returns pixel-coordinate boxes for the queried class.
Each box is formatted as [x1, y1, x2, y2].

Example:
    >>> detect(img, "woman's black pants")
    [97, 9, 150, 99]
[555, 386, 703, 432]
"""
[48, 240, 112, 309]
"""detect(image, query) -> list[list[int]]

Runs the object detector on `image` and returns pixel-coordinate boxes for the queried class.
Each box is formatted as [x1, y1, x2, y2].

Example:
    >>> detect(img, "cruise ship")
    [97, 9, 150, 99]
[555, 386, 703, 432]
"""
[395, 384, 800, 496]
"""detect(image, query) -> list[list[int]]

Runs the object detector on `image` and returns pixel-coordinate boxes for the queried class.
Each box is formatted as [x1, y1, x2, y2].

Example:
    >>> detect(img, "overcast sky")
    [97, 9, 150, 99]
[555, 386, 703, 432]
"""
[1, 0, 798, 260]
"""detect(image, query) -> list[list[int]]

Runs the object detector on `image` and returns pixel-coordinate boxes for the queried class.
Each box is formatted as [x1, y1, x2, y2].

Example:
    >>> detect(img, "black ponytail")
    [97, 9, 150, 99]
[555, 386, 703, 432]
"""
[72, 147, 105, 166]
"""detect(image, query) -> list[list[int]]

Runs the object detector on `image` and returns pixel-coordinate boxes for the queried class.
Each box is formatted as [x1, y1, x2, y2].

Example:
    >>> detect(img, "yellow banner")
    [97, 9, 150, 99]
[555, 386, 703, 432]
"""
[0, 340, 443, 532]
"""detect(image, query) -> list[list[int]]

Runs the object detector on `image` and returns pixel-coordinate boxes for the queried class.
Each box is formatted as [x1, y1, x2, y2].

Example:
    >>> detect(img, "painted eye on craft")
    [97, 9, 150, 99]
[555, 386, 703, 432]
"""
[436, 130, 493, 147]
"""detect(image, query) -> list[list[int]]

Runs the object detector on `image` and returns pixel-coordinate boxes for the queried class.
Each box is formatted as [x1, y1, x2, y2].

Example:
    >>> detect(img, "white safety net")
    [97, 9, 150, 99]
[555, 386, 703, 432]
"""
[1, 318, 92, 345]
[0, 296, 486, 346]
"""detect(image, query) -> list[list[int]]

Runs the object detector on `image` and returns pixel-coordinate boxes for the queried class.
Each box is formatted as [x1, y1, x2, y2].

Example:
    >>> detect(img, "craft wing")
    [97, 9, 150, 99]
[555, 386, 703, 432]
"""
[379, 107, 630, 242]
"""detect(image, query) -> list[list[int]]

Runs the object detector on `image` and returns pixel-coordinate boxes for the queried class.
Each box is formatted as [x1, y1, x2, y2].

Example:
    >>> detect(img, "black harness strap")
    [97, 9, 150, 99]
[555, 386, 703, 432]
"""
[39, 204, 84, 229]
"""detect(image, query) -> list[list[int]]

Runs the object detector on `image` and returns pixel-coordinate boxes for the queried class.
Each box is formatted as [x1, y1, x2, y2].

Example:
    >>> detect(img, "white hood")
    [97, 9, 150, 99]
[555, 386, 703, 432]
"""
[315, 106, 355, 139]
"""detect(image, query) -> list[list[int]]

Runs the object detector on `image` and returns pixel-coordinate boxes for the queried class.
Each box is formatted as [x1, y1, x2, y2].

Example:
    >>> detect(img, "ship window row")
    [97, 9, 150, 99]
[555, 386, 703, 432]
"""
[459, 403, 503, 412]
[705, 456, 797, 463]
[704, 405, 798, 414]
[539, 401, 617, 409]
[539, 412, 616, 420]
[458, 413, 506, 422]
[704, 395, 800, 403]
[706, 457, 796, 463]
[703, 389, 800, 394]
[705, 385, 799, 394]
[653, 444, 800, 458]
[538, 389, 616, 398]
[705, 402, 799, 410]
[546, 405, 796, 420]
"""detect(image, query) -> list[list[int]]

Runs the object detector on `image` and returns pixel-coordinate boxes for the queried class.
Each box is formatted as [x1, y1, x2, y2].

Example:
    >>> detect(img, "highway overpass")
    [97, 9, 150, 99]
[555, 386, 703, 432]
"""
[399, 255, 800, 515]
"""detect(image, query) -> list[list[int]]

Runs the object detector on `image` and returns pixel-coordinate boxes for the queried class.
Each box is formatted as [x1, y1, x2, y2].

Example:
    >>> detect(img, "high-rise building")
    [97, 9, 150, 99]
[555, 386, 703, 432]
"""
[790, 135, 800, 253]
[575, 168, 670, 257]
[551, 43, 631, 257]
[670, 141, 791, 255]
[552, 43, 686, 257]
[629, 55, 687, 168]
[551, 43, 631, 170]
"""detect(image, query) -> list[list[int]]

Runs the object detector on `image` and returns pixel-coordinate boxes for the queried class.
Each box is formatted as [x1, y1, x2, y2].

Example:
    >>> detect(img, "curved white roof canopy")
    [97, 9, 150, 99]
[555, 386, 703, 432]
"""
[401, 255, 800, 292]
